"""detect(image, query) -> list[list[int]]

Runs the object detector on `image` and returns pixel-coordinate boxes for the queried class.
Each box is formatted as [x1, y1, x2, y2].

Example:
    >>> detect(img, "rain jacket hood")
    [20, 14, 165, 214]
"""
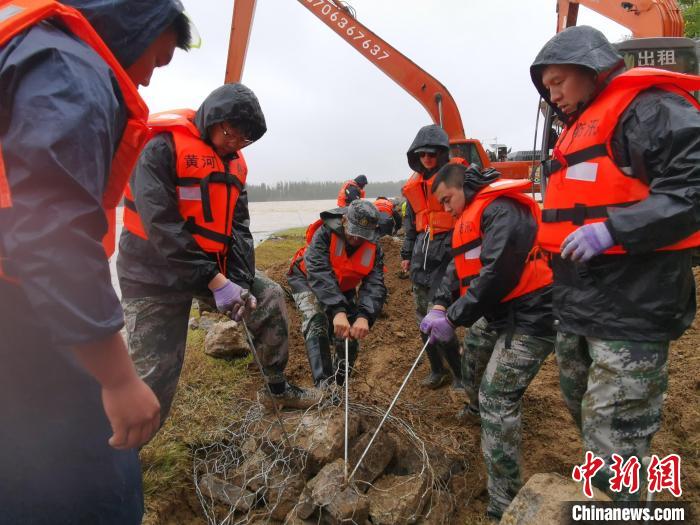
[193, 83, 267, 144]
[463, 165, 501, 204]
[530, 25, 625, 122]
[406, 124, 449, 175]
[319, 207, 347, 238]
[62, 0, 186, 68]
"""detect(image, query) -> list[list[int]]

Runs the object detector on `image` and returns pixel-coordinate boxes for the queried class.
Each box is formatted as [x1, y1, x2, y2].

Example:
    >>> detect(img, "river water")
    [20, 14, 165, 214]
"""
[109, 199, 337, 295]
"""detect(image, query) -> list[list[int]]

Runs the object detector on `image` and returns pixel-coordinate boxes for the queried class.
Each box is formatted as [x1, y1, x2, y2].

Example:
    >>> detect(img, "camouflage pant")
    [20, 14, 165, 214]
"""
[291, 290, 360, 357]
[556, 332, 669, 500]
[480, 333, 554, 517]
[123, 271, 289, 426]
[462, 317, 498, 412]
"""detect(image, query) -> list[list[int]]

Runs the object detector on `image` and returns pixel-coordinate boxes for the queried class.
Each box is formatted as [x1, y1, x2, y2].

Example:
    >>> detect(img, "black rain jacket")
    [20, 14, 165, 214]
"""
[433, 169, 554, 335]
[531, 26, 700, 341]
[401, 125, 453, 289]
[287, 208, 387, 325]
[118, 84, 266, 298]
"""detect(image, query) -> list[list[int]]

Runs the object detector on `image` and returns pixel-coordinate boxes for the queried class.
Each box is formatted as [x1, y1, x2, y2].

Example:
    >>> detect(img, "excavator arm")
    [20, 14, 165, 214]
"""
[556, 0, 685, 37]
[225, 0, 466, 141]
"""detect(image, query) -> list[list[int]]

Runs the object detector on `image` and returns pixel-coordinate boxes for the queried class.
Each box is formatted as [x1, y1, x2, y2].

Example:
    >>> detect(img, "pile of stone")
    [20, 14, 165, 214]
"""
[189, 310, 250, 359]
[195, 407, 464, 525]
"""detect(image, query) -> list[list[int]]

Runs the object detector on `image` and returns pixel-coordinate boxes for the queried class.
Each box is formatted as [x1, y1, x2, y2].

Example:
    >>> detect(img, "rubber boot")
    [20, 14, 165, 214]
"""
[334, 339, 359, 386]
[442, 341, 465, 391]
[421, 334, 450, 389]
[305, 336, 333, 387]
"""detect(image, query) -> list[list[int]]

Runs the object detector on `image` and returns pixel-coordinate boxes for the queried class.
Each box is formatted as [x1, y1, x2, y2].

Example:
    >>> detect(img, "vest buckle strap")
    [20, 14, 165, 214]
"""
[123, 197, 137, 213]
[541, 201, 639, 225]
[184, 217, 233, 246]
[544, 143, 610, 177]
[460, 274, 478, 287]
[451, 238, 482, 257]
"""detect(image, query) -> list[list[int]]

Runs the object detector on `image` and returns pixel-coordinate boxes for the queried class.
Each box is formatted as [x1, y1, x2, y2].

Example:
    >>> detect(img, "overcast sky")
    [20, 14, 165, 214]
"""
[140, 0, 630, 185]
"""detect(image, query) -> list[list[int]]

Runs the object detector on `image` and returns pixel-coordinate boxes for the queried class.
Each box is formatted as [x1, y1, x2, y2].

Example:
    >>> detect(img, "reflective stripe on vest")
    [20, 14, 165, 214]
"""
[337, 180, 365, 207]
[374, 198, 393, 215]
[122, 109, 247, 256]
[453, 179, 552, 300]
[402, 172, 455, 237]
[0, 0, 149, 284]
[540, 68, 700, 254]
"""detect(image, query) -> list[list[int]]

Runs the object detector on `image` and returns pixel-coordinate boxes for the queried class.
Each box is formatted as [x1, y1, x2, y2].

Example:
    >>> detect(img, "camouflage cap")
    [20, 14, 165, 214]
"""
[346, 200, 379, 243]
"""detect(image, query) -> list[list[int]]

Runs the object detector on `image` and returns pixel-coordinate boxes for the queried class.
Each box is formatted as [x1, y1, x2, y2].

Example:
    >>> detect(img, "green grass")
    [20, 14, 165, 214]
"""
[141, 227, 307, 523]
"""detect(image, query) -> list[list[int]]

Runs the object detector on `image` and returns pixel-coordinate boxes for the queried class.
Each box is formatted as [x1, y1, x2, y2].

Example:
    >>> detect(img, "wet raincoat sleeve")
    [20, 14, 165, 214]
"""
[432, 259, 460, 307]
[131, 134, 220, 288]
[400, 200, 417, 261]
[304, 225, 351, 316]
[0, 26, 126, 346]
[606, 90, 700, 253]
[357, 245, 387, 324]
[227, 188, 255, 290]
[445, 199, 535, 328]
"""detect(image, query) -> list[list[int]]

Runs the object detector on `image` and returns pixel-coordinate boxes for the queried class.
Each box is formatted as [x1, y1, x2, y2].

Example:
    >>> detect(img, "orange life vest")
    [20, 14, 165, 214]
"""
[374, 198, 394, 215]
[0, 0, 149, 284]
[337, 180, 366, 207]
[123, 109, 247, 265]
[540, 68, 700, 254]
[289, 219, 377, 292]
[402, 172, 455, 238]
[453, 179, 552, 299]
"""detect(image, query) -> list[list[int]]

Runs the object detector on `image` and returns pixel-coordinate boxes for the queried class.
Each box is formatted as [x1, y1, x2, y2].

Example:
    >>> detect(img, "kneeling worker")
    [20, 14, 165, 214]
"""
[288, 200, 387, 386]
[117, 84, 319, 426]
[420, 163, 555, 520]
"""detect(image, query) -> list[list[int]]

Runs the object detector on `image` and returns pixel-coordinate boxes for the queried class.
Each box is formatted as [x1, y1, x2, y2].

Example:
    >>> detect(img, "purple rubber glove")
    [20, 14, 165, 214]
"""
[212, 281, 257, 321]
[419, 308, 455, 344]
[560, 222, 614, 262]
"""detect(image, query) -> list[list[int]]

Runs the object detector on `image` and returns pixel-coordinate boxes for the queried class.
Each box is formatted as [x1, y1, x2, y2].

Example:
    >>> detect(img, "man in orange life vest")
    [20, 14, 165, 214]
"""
[531, 26, 700, 498]
[421, 163, 555, 520]
[337, 174, 367, 207]
[118, 84, 319, 423]
[287, 200, 386, 386]
[374, 195, 398, 237]
[402, 125, 463, 389]
[0, 1, 191, 522]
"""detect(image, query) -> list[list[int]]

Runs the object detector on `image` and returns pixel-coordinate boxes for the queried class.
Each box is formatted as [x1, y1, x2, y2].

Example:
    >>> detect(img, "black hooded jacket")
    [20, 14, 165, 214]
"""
[118, 84, 266, 298]
[401, 124, 453, 289]
[433, 168, 554, 335]
[287, 208, 386, 325]
[531, 26, 700, 341]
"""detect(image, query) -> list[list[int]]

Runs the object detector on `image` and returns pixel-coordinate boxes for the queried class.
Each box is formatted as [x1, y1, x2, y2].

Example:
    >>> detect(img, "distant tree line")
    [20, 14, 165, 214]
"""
[246, 180, 407, 202]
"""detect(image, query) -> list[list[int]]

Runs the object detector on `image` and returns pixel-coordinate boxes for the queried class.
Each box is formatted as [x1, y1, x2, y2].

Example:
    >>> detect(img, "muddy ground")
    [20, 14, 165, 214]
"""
[151, 235, 699, 524]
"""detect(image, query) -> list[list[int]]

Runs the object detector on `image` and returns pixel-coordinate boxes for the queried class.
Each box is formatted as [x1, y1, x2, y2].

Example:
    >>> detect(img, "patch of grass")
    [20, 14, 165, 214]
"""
[255, 226, 307, 268]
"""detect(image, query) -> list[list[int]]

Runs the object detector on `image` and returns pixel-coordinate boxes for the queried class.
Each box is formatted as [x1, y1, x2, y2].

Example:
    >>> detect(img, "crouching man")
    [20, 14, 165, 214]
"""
[288, 200, 387, 386]
[117, 84, 320, 424]
[420, 163, 555, 520]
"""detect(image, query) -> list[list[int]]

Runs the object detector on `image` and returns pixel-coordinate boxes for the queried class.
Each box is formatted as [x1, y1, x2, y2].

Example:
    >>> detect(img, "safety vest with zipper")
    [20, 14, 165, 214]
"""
[123, 109, 247, 270]
[289, 219, 377, 292]
[453, 179, 552, 299]
[337, 180, 366, 207]
[0, 0, 149, 283]
[540, 67, 700, 254]
[402, 172, 455, 238]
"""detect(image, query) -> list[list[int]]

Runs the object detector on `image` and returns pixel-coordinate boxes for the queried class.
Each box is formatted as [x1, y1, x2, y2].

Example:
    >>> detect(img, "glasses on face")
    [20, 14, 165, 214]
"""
[220, 122, 253, 146]
[418, 151, 437, 158]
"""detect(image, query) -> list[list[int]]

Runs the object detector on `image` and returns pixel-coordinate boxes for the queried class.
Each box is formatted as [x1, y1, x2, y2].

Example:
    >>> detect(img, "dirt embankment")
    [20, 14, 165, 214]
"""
[265, 236, 700, 523]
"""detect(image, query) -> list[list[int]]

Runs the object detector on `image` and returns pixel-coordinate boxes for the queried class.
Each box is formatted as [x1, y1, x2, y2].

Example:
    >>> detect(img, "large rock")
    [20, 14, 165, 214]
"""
[500, 472, 611, 525]
[204, 319, 249, 358]
[309, 459, 370, 524]
[349, 430, 396, 493]
[265, 470, 305, 521]
[197, 473, 256, 512]
[419, 490, 453, 525]
[368, 474, 430, 525]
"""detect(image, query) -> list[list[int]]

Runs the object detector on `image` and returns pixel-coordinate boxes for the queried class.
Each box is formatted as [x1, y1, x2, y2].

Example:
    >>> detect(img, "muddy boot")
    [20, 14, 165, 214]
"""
[260, 381, 322, 410]
[334, 339, 359, 386]
[442, 341, 465, 391]
[305, 336, 333, 387]
[421, 341, 450, 389]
